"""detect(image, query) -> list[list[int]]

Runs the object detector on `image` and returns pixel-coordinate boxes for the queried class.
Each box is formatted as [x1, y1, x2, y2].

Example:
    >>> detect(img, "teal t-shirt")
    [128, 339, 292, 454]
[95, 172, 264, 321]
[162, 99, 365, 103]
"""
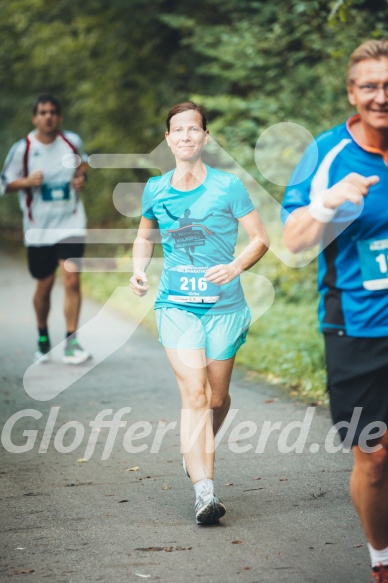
[142, 165, 255, 314]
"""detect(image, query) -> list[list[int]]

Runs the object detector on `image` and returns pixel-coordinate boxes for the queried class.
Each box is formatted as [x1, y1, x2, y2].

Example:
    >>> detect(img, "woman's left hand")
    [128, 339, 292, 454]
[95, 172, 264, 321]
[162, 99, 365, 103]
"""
[204, 263, 240, 285]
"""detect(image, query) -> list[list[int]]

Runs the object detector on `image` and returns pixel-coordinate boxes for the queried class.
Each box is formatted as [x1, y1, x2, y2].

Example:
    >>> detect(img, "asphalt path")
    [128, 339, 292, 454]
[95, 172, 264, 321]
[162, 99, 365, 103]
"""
[0, 251, 371, 583]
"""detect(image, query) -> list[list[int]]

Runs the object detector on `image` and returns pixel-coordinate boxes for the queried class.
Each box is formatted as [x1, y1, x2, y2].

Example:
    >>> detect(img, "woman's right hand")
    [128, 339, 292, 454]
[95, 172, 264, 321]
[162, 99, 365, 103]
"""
[129, 272, 150, 296]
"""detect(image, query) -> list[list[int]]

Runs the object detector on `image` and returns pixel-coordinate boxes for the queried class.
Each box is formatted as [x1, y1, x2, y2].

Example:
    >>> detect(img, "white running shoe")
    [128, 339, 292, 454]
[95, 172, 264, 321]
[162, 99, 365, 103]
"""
[63, 340, 90, 365]
[195, 488, 226, 525]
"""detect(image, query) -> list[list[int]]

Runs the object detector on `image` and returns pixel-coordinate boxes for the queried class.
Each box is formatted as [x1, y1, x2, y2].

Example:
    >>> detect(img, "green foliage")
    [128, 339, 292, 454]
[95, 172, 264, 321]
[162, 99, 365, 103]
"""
[1, 0, 387, 194]
[257, 253, 319, 304]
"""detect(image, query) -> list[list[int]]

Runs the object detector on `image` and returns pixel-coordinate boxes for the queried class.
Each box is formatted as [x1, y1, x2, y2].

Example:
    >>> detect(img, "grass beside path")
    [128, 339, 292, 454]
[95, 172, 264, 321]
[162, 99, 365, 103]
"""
[238, 298, 326, 402]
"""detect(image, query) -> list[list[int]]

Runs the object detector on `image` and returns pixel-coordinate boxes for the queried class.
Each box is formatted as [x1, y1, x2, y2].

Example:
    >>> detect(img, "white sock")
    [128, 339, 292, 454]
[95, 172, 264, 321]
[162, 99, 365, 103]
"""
[194, 479, 214, 500]
[368, 543, 388, 567]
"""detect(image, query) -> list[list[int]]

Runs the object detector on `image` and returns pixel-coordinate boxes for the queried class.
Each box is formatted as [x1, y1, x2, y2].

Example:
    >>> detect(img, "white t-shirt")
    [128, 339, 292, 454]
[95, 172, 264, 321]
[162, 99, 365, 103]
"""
[1, 130, 88, 246]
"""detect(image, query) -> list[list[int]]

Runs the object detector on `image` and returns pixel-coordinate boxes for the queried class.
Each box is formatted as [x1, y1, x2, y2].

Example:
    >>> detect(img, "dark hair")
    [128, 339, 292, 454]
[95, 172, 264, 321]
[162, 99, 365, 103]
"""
[32, 94, 62, 115]
[347, 39, 388, 84]
[166, 101, 207, 132]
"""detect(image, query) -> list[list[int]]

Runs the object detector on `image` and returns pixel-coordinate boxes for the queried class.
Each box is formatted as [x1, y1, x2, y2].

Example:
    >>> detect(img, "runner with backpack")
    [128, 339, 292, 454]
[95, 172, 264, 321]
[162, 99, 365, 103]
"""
[1, 94, 90, 364]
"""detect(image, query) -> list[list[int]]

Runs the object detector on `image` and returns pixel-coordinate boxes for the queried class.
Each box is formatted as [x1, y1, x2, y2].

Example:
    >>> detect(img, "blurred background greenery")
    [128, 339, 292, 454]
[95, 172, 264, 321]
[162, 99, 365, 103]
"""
[1, 0, 387, 399]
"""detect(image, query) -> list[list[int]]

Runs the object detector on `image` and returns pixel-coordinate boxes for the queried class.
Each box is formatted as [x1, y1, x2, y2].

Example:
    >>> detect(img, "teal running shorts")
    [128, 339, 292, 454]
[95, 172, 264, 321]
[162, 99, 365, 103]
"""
[155, 305, 251, 360]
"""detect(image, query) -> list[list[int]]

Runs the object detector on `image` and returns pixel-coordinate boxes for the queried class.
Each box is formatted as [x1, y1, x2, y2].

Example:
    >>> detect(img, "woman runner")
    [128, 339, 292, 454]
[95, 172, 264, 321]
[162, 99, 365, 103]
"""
[130, 101, 269, 525]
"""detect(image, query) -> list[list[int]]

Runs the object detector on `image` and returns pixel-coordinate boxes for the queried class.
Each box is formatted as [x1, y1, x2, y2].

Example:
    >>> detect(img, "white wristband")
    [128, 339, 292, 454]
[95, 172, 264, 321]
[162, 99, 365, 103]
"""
[309, 191, 337, 223]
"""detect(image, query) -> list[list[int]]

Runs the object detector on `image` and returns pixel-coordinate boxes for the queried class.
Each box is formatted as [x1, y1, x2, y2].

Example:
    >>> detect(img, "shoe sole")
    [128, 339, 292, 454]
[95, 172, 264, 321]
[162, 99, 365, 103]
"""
[63, 354, 91, 365]
[196, 498, 226, 525]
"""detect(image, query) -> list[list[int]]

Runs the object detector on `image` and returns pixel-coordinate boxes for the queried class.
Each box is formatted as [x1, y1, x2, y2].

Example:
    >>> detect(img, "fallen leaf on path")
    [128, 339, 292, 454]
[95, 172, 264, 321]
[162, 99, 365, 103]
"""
[175, 546, 192, 551]
[231, 540, 242, 544]
[14, 570, 35, 575]
[118, 499, 129, 503]
[161, 485, 172, 490]
[126, 466, 140, 471]
[134, 574, 151, 578]
[353, 544, 364, 548]
[252, 477, 261, 480]
[225, 483, 233, 486]
[279, 477, 288, 481]
[77, 458, 88, 463]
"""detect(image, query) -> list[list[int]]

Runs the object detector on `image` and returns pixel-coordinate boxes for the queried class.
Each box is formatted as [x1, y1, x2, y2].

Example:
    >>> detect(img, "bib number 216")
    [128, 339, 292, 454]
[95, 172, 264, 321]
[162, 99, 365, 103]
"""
[167, 266, 220, 303]
[180, 277, 208, 292]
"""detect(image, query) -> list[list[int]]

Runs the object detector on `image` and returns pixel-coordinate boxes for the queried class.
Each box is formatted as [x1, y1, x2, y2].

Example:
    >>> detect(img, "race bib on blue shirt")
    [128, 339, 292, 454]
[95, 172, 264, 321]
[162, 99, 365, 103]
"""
[167, 266, 220, 303]
[357, 238, 388, 291]
[41, 182, 70, 202]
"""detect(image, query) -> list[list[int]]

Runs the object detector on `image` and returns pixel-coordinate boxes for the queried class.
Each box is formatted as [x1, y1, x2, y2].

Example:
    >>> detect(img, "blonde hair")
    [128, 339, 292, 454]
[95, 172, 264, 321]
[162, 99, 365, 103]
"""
[347, 39, 388, 84]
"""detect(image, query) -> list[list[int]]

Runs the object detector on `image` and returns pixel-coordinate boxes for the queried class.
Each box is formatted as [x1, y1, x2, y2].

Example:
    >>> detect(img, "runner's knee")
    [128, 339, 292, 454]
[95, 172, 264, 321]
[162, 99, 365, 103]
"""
[183, 386, 211, 410]
[211, 393, 230, 413]
[35, 276, 55, 300]
[63, 272, 80, 293]
[355, 446, 388, 487]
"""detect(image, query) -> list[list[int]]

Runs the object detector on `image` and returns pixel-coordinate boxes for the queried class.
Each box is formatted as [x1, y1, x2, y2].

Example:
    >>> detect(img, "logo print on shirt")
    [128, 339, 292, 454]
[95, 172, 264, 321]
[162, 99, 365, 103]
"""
[163, 204, 214, 264]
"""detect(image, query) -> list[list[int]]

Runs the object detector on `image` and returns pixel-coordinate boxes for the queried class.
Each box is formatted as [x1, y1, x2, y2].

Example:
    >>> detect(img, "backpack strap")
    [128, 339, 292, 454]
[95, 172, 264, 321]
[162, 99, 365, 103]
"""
[58, 132, 81, 214]
[58, 131, 79, 154]
[23, 136, 33, 221]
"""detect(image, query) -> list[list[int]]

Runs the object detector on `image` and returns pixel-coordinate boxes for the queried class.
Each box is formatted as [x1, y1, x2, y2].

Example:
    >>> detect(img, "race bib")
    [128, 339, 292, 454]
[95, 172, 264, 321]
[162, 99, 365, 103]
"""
[41, 182, 70, 202]
[167, 266, 220, 303]
[357, 238, 388, 291]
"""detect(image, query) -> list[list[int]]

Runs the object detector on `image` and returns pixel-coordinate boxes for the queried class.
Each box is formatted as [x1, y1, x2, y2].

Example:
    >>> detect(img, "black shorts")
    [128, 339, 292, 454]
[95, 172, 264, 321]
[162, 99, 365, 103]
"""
[324, 333, 388, 447]
[27, 237, 85, 280]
